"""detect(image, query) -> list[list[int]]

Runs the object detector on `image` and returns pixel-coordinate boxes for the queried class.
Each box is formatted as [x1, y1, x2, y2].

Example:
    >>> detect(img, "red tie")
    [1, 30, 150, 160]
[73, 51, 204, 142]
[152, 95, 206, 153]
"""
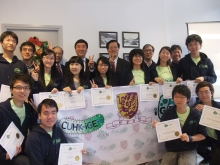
[56, 64, 62, 75]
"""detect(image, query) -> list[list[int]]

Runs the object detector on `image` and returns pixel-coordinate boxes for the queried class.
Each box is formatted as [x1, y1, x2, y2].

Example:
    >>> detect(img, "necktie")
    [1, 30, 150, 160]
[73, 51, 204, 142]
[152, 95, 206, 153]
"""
[83, 59, 86, 71]
[56, 64, 62, 76]
[112, 62, 116, 72]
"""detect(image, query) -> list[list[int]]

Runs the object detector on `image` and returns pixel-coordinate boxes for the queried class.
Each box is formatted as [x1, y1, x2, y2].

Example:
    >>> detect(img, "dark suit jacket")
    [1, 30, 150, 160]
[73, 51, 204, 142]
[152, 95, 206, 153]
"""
[113, 57, 130, 86]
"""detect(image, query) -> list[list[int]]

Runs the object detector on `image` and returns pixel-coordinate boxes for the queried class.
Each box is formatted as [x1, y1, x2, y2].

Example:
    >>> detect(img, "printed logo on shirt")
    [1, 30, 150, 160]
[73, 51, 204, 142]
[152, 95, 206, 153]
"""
[199, 64, 208, 68]
[54, 83, 58, 87]
[14, 68, 21, 73]
[188, 120, 196, 125]
[53, 138, 61, 145]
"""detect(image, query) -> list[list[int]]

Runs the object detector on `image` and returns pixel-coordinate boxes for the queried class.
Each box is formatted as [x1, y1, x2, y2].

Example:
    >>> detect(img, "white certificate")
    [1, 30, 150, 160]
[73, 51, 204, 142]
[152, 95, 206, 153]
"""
[40, 92, 64, 109]
[199, 105, 220, 131]
[0, 122, 24, 159]
[91, 88, 113, 106]
[163, 82, 177, 99]
[140, 84, 159, 101]
[156, 118, 182, 143]
[0, 84, 11, 103]
[186, 81, 197, 97]
[63, 91, 86, 110]
[58, 143, 83, 165]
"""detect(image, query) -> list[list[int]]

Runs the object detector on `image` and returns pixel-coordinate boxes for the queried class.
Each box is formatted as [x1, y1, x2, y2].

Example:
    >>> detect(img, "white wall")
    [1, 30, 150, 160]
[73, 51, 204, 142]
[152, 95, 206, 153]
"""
[165, 0, 220, 55]
[0, 0, 219, 61]
[0, 0, 167, 63]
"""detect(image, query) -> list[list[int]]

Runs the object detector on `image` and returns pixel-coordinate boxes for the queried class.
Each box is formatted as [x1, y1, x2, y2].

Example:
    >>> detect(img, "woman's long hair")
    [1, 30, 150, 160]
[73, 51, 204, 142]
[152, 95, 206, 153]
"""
[95, 56, 113, 85]
[39, 49, 57, 91]
[65, 56, 85, 86]
[156, 46, 171, 66]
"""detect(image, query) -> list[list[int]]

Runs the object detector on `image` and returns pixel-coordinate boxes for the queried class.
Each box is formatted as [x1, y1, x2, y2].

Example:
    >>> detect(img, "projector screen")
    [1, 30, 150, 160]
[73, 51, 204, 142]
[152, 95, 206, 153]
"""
[187, 22, 220, 98]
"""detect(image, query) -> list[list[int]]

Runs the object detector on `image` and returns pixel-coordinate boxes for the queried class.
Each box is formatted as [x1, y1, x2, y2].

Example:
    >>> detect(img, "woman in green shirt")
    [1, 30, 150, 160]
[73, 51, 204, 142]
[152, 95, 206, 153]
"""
[151, 46, 182, 84]
[120, 49, 150, 86]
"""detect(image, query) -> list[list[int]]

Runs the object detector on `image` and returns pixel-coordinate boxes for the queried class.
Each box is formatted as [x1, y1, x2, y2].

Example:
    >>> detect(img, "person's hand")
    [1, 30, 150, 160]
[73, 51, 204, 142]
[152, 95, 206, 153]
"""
[33, 62, 40, 73]
[148, 81, 155, 85]
[29, 98, 37, 113]
[90, 80, 98, 88]
[31, 69, 39, 81]
[194, 104, 204, 112]
[77, 86, 84, 93]
[88, 55, 95, 69]
[152, 120, 158, 128]
[180, 133, 189, 142]
[81, 148, 87, 155]
[129, 77, 135, 86]
[155, 77, 164, 85]
[47, 42, 53, 50]
[51, 88, 58, 93]
[195, 77, 204, 83]
[105, 85, 112, 89]
[63, 86, 72, 94]
[176, 77, 182, 84]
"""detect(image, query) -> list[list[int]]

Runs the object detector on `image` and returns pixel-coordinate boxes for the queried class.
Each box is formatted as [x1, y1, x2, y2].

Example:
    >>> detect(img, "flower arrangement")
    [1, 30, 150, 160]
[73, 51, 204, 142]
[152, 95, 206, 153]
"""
[27, 36, 48, 56]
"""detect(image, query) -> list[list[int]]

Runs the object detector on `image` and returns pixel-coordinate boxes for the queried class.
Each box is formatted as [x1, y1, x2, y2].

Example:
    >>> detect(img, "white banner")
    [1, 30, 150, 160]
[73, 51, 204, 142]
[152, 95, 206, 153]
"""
[35, 85, 178, 165]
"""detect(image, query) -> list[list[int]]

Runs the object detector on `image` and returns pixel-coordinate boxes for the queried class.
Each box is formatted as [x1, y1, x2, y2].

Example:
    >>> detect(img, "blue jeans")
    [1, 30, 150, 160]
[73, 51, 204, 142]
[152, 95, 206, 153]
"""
[160, 150, 196, 165]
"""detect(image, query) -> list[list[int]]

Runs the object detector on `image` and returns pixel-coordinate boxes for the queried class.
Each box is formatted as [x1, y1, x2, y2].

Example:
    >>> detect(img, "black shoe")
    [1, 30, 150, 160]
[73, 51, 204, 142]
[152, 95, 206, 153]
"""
[199, 159, 209, 165]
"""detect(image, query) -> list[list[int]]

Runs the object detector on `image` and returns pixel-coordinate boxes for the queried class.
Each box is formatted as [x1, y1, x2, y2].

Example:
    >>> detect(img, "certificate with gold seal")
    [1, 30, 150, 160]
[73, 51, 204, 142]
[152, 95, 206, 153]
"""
[140, 84, 159, 101]
[91, 88, 114, 106]
[156, 119, 182, 143]
[40, 92, 64, 110]
[0, 122, 24, 159]
[199, 105, 220, 131]
[63, 90, 86, 110]
[58, 143, 83, 165]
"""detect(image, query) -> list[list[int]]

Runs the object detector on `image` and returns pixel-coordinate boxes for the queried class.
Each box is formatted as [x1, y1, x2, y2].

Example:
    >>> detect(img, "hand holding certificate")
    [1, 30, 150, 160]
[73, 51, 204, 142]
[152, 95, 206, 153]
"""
[0, 122, 24, 159]
[58, 143, 83, 165]
[199, 105, 220, 131]
[91, 88, 114, 106]
[156, 119, 182, 143]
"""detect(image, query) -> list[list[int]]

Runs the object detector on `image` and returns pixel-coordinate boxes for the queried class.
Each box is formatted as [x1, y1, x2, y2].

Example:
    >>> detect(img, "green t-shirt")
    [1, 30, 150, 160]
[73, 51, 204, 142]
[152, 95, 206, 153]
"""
[206, 127, 217, 140]
[48, 131, 53, 137]
[44, 73, 51, 86]
[191, 56, 201, 65]
[177, 106, 190, 127]
[103, 77, 107, 86]
[10, 99, 25, 125]
[156, 66, 173, 82]
[132, 69, 145, 85]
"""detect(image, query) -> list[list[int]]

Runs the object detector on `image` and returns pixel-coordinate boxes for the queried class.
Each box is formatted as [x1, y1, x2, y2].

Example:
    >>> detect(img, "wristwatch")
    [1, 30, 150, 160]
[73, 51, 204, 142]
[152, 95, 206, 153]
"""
[188, 135, 193, 142]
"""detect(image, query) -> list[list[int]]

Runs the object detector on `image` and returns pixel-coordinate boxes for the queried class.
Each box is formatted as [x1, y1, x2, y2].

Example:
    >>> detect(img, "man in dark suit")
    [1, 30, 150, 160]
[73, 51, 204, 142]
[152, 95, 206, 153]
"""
[106, 40, 130, 86]
[74, 39, 96, 80]
[142, 44, 156, 71]
[53, 46, 65, 77]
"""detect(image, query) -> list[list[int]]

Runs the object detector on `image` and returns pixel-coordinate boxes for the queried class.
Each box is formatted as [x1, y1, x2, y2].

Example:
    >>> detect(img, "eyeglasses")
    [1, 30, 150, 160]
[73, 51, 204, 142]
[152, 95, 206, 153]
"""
[13, 86, 30, 91]
[198, 91, 211, 95]
[174, 96, 186, 99]
[144, 49, 153, 53]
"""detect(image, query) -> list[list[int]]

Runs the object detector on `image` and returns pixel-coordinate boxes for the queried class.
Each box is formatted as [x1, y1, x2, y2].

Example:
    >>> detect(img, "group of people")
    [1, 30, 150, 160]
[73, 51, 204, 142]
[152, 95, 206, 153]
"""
[0, 30, 219, 165]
